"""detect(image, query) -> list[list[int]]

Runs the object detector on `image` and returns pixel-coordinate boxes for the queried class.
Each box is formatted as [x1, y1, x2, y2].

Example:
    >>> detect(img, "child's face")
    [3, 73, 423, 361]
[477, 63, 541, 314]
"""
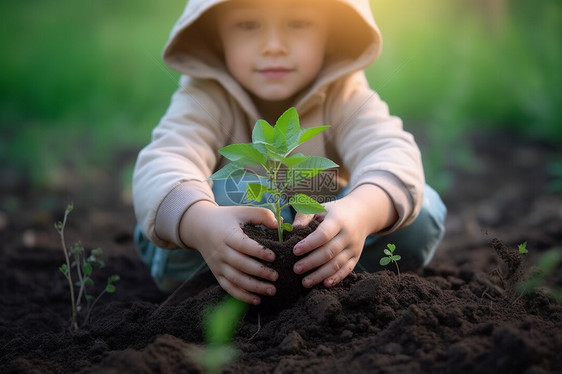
[215, 0, 329, 104]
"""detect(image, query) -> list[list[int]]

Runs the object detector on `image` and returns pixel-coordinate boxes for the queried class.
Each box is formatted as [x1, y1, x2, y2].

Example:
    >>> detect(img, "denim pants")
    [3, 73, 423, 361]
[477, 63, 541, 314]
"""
[135, 179, 447, 292]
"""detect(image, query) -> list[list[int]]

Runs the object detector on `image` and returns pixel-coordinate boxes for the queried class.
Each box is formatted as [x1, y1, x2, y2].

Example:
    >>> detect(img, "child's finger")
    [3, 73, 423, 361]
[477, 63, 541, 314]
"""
[224, 244, 279, 282]
[216, 276, 262, 305]
[293, 219, 337, 256]
[300, 248, 356, 288]
[293, 231, 345, 274]
[226, 228, 276, 263]
[292, 213, 314, 227]
[221, 265, 276, 298]
[323, 257, 357, 287]
[237, 206, 278, 229]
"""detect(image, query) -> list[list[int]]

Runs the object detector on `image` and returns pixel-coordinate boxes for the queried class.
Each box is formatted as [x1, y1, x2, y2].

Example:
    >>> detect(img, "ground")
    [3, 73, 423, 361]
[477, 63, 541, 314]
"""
[0, 133, 561, 373]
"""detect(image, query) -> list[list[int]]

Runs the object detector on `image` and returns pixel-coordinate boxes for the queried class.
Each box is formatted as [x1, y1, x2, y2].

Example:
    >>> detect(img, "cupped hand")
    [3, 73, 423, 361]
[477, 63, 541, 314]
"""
[180, 201, 280, 305]
[291, 184, 397, 288]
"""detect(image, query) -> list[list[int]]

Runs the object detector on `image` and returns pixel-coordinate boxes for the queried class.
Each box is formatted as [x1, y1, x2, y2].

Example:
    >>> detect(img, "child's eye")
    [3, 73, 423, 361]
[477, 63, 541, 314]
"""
[288, 20, 312, 29]
[237, 21, 260, 30]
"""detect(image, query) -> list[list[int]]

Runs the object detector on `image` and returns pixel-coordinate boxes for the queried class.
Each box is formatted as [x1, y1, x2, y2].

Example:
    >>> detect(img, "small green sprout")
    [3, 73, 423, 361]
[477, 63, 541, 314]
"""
[518, 241, 528, 254]
[380, 243, 401, 280]
[191, 296, 248, 374]
[209, 107, 338, 242]
[516, 247, 562, 304]
[55, 204, 119, 331]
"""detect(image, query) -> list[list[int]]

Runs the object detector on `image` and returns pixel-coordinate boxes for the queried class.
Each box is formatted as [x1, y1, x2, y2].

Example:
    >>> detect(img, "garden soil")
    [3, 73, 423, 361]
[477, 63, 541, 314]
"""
[1, 134, 561, 373]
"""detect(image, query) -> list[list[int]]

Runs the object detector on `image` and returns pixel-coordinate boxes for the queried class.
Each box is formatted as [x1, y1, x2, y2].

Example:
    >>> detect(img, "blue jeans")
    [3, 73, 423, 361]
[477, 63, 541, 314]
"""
[135, 179, 447, 292]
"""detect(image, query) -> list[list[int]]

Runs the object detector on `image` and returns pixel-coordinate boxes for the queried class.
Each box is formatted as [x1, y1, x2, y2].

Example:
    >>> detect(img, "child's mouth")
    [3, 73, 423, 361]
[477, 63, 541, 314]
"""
[259, 68, 292, 79]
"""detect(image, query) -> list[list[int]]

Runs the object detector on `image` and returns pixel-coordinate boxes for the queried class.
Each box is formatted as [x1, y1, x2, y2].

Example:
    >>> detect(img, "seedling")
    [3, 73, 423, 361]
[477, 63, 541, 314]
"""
[55, 204, 119, 331]
[191, 296, 248, 374]
[209, 107, 338, 242]
[516, 247, 562, 304]
[380, 243, 401, 280]
[518, 241, 528, 254]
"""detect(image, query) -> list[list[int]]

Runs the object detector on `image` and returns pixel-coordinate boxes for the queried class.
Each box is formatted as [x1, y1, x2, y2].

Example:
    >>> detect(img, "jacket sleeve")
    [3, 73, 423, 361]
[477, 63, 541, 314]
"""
[132, 76, 230, 249]
[326, 72, 425, 234]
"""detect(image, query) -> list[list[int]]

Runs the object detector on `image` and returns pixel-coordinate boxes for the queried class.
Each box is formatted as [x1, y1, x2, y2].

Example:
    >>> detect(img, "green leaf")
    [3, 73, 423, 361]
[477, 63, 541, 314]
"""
[55, 221, 63, 231]
[285, 156, 339, 186]
[284, 168, 309, 188]
[391, 255, 401, 261]
[289, 194, 326, 214]
[196, 345, 239, 374]
[379, 257, 391, 266]
[246, 183, 274, 202]
[82, 263, 93, 276]
[517, 242, 528, 254]
[109, 275, 120, 283]
[282, 222, 294, 232]
[537, 248, 562, 274]
[269, 107, 303, 155]
[91, 248, 103, 257]
[84, 278, 94, 287]
[384, 249, 392, 256]
[299, 125, 330, 145]
[387, 243, 396, 252]
[295, 156, 338, 172]
[252, 119, 275, 145]
[85, 294, 94, 301]
[106, 284, 116, 293]
[275, 107, 301, 151]
[59, 264, 68, 274]
[209, 162, 246, 180]
[271, 129, 288, 155]
[204, 296, 248, 346]
[66, 203, 74, 213]
[280, 153, 308, 167]
[219, 143, 265, 165]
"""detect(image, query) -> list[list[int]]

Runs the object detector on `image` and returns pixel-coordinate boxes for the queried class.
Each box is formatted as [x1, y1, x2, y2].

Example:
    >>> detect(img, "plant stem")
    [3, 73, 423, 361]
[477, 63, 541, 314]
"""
[84, 289, 106, 326]
[271, 162, 284, 243]
[276, 194, 283, 243]
[394, 261, 401, 282]
[74, 251, 85, 309]
[57, 209, 79, 331]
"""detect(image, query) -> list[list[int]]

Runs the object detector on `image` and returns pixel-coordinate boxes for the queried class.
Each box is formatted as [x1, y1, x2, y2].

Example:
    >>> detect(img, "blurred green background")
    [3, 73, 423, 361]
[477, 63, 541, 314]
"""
[1, 0, 561, 192]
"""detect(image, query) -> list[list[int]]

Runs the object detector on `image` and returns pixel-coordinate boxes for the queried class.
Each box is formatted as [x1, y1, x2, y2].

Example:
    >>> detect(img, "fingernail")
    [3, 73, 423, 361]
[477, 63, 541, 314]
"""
[267, 287, 275, 296]
[294, 264, 302, 274]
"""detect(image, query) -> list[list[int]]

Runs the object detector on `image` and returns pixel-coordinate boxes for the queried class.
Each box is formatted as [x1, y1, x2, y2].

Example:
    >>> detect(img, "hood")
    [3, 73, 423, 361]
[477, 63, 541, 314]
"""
[162, 0, 382, 116]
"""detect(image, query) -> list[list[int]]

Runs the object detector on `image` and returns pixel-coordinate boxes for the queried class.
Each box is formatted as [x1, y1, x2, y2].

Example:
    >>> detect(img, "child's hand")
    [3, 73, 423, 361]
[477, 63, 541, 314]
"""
[179, 201, 279, 305]
[291, 184, 398, 288]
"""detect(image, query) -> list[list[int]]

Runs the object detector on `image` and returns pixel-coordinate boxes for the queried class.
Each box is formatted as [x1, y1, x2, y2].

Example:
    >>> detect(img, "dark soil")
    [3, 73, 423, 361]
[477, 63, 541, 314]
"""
[1, 134, 561, 373]
[243, 221, 318, 310]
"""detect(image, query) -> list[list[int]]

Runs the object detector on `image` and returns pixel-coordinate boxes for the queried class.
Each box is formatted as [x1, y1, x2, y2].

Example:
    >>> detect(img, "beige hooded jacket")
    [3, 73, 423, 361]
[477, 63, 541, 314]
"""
[133, 0, 425, 249]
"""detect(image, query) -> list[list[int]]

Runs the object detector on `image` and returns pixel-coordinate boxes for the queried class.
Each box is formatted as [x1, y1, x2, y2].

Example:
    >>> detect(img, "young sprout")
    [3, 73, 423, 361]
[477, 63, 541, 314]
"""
[516, 247, 562, 304]
[209, 107, 338, 242]
[518, 241, 529, 254]
[380, 243, 401, 280]
[55, 204, 119, 331]
[191, 296, 248, 374]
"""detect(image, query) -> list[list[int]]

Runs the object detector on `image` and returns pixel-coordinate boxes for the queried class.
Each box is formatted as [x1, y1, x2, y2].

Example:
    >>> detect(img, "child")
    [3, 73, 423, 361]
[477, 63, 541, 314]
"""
[133, 0, 447, 305]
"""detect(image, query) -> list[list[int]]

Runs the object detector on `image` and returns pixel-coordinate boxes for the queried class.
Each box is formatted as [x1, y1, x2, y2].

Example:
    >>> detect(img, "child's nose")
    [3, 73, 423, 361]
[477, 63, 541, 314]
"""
[262, 27, 288, 55]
